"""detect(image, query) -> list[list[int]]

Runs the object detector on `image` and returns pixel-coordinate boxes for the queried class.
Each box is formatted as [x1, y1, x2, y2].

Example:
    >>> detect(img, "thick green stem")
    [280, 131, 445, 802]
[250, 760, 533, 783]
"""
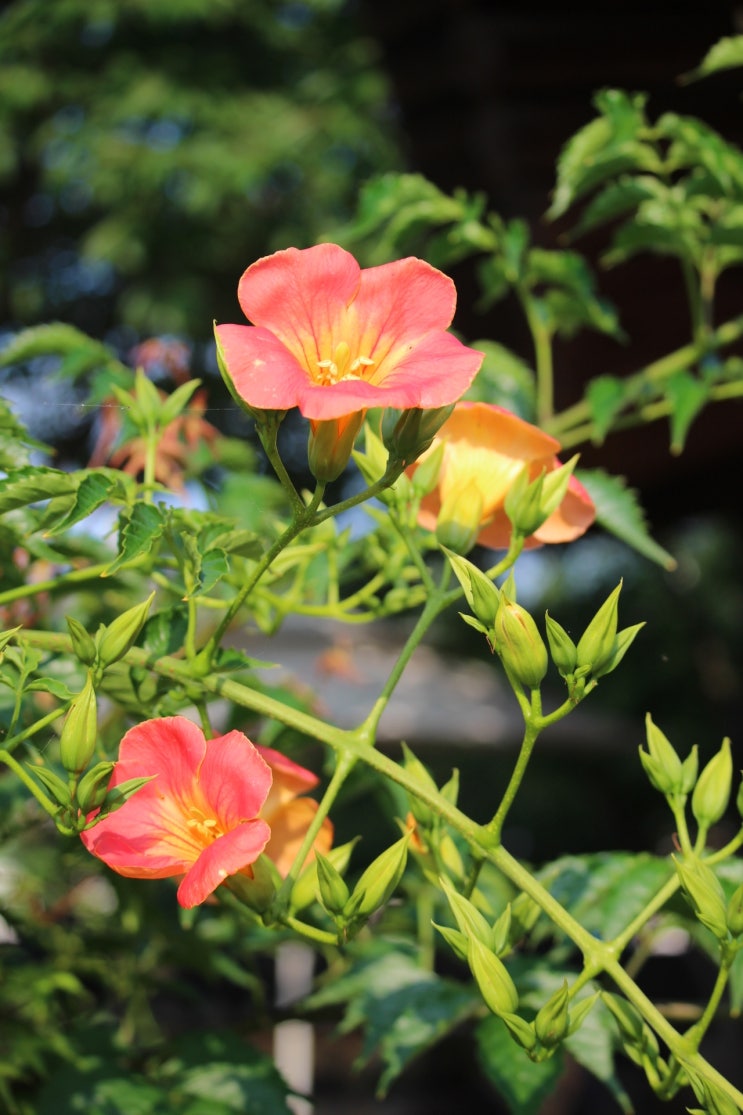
[0, 749, 59, 819]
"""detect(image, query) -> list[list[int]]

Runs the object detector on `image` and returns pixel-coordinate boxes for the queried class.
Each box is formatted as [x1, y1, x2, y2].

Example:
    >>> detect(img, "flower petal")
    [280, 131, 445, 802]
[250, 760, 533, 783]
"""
[257, 744, 318, 821]
[216, 324, 313, 411]
[237, 244, 361, 367]
[111, 716, 206, 799]
[199, 730, 272, 827]
[176, 819, 271, 908]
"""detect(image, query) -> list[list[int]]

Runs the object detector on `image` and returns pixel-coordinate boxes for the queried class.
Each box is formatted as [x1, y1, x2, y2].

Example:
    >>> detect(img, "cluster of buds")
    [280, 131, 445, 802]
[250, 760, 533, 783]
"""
[315, 832, 411, 941]
[546, 582, 644, 701]
[675, 857, 743, 950]
[438, 882, 595, 1060]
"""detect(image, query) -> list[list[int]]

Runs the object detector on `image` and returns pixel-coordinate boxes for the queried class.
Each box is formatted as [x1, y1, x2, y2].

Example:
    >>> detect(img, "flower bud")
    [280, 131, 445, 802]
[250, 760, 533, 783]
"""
[384, 405, 455, 467]
[226, 854, 279, 914]
[410, 440, 445, 498]
[545, 613, 577, 678]
[442, 879, 495, 949]
[692, 738, 733, 831]
[315, 851, 350, 915]
[601, 992, 645, 1047]
[401, 743, 438, 828]
[444, 549, 500, 629]
[66, 616, 97, 666]
[97, 593, 155, 669]
[675, 857, 728, 940]
[59, 674, 98, 773]
[501, 1012, 537, 1052]
[31, 763, 73, 809]
[726, 882, 743, 938]
[345, 832, 410, 919]
[290, 838, 357, 913]
[639, 714, 683, 795]
[491, 904, 512, 957]
[435, 480, 484, 555]
[75, 760, 115, 813]
[494, 597, 548, 691]
[307, 414, 365, 483]
[467, 934, 519, 1016]
[576, 583, 621, 676]
[534, 981, 570, 1048]
[433, 922, 469, 962]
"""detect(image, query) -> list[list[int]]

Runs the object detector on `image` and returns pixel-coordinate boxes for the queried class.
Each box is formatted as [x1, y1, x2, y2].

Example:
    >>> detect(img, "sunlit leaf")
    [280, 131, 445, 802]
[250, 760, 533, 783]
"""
[476, 1015, 564, 1115]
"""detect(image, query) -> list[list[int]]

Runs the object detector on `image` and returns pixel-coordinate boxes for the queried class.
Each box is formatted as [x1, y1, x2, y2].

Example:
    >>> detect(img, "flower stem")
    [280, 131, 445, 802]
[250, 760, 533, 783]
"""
[0, 749, 59, 819]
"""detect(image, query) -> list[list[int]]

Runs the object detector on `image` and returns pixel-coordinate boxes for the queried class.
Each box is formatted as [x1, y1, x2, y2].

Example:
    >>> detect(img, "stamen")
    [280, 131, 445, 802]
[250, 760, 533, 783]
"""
[315, 343, 375, 386]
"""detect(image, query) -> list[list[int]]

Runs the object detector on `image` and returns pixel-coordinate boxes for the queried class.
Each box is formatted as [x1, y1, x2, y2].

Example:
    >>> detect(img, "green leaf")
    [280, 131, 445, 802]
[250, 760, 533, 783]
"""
[141, 607, 189, 658]
[0, 467, 78, 514]
[571, 175, 661, 238]
[106, 503, 165, 575]
[476, 1015, 564, 1115]
[681, 35, 743, 82]
[42, 469, 132, 534]
[585, 376, 628, 442]
[664, 370, 709, 453]
[537, 852, 672, 941]
[657, 112, 743, 196]
[577, 468, 676, 569]
[305, 940, 478, 1096]
[0, 322, 119, 372]
[192, 547, 228, 597]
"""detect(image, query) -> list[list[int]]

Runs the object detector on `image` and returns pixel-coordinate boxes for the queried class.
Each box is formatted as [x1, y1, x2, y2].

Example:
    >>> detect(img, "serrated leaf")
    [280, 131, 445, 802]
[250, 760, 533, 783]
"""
[476, 1015, 564, 1115]
[585, 376, 628, 442]
[106, 503, 165, 575]
[141, 607, 189, 658]
[537, 852, 672, 941]
[306, 940, 478, 1096]
[42, 469, 131, 534]
[0, 467, 78, 514]
[190, 547, 228, 597]
[571, 175, 661, 238]
[0, 322, 118, 371]
[664, 370, 709, 452]
[577, 468, 676, 569]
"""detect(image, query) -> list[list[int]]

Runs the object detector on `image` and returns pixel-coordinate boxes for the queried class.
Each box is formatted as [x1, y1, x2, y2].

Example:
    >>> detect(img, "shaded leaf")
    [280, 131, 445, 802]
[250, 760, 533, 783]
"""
[476, 1015, 564, 1115]
[106, 503, 165, 574]
[664, 370, 709, 452]
[0, 468, 77, 514]
[577, 469, 676, 569]
[681, 35, 743, 82]
[585, 376, 628, 442]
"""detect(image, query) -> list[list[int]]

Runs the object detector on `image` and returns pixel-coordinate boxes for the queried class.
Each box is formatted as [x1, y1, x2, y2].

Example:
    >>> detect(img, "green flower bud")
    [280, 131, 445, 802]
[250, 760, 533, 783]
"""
[601, 992, 646, 1047]
[467, 934, 519, 1016]
[66, 616, 97, 666]
[545, 613, 577, 678]
[307, 413, 365, 483]
[503, 466, 546, 539]
[692, 738, 733, 831]
[567, 991, 599, 1036]
[576, 582, 622, 675]
[679, 745, 699, 795]
[534, 981, 570, 1048]
[726, 882, 743, 938]
[401, 743, 438, 828]
[675, 857, 729, 940]
[442, 879, 495, 949]
[410, 440, 445, 497]
[435, 480, 484, 555]
[290, 838, 357, 913]
[90, 774, 153, 821]
[501, 1012, 537, 1052]
[640, 714, 683, 795]
[97, 593, 155, 669]
[225, 854, 279, 914]
[30, 763, 73, 809]
[315, 851, 350, 915]
[59, 674, 98, 773]
[76, 760, 115, 813]
[346, 832, 410, 919]
[433, 922, 469, 962]
[444, 549, 500, 629]
[494, 597, 548, 691]
[491, 904, 512, 957]
[384, 405, 455, 467]
[438, 833, 465, 880]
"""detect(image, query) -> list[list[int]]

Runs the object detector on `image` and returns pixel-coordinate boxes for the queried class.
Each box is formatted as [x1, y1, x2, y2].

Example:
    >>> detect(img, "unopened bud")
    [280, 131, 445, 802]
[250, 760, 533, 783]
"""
[445, 549, 500, 628]
[442, 879, 494, 949]
[410, 440, 445, 497]
[435, 480, 484, 555]
[545, 613, 577, 678]
[534, 981, 570, 1047]
[401, 743, 438, 828]
[97, 593, 155, 668]
[467, 934, 519, 1016]
[576, 583, 621, 676]
[308, 413, 364, 483]
[675, 857, 728, 940]
[726, 883, 743, 938]
[495, 597, 548, 691]
[640, 715, 683, 795]
[66, 616, 97, 666]
[385, 405, 455, 467]
[76, 761, 115, 813]
[692, 738, 733, 831]
[59, 674, 98, 773]
[501, 1012, 537, 1052]
[226, 855, 279, 914]
[290, 839, 357, 913]
[346, 832, 410, 919]
[315, 852, 350, 915]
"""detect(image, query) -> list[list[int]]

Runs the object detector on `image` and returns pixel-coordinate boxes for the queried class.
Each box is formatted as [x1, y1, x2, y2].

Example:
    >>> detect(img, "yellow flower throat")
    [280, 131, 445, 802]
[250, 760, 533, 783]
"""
[315, 341, 374, 386]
